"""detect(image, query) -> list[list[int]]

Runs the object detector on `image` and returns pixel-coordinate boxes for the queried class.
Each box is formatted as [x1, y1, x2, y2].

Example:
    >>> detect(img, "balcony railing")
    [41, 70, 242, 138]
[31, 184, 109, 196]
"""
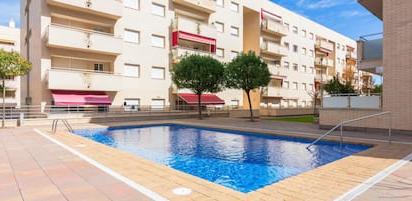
[260, 41, 288, 57]
[315, 57, 334, 67]
[47, 0, 123, 19]
[357, 33, 383, 72]
[172, 17, 216, 39]
[261, 18, 288, 36]
[315, 40, 334, 52]
[172, 0, 216, 14]
[47, 24, 122, 55]
[172, 47, 217, 63]
[48, 67, 124, 92]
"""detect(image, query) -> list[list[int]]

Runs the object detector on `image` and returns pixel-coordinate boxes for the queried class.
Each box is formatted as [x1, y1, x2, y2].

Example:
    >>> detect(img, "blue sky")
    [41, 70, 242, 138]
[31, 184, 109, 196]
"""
[1, 0, 381, 39]
[271, 0, 382, 39]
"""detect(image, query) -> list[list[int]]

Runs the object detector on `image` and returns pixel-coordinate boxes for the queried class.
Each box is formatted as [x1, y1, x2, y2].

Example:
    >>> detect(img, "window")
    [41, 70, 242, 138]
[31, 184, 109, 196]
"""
[309, 32, 314, 40]
[230, 51, 239, 60]
[216, 0, 224, 7]
[151, 67, 165, 79]
[309, 50, 314, 57]
[310, 67, 314, 73]
[230, 26, 239, 36]
[124, 0, 139, 9]
[283, 81, 289, 89]
[302, 29, 307, 38]
[230, 100, 240, 107]
[94, 63, 104, 72]
[284, 42, 290, 50]
[284, 23, 290, 31]
[124, 98, 140, 112]
[124, 29, 140, 43]
[230, 1, 239, 12]
[292, 26, 298, 34]
[124, 63, 140, 77]
[151, 3, 165, 17]
[293, 82, 298, 90]
[337, 43, 341, 50]
[151, 35, 165, 48]
[293, 45, 298, 53]
[309, 84, 314, 90]
[216, 48, 224, 58]
[215, 22, 224, 33]
[302, 83, 307, 91]
[151, 99, 165, 110]
[284, 61, 290, 69]
[302, 47, 307, 55]
[293, 63, 298, 71]
[302, 65, 307, 73]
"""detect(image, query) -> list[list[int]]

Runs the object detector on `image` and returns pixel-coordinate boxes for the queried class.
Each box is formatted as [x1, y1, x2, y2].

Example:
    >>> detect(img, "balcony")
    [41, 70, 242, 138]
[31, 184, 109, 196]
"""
[47, 0, 123, 19]
[267, 64, 287, 77]
[172, 0, 216, 14]
[48, 68, 124, 92]
[358, 0, 383, 20]
[315, 40, 334, 53]
[346, 51, 357, 60]
[261, 18, 288, 36]
[260, 41, 288, 57]
[173, 17, 216, 39]
[47, 24, 122, 55]
[172, 47, 217, 63]
[315, 57, 334, 67]
[357, 34, 383, 74]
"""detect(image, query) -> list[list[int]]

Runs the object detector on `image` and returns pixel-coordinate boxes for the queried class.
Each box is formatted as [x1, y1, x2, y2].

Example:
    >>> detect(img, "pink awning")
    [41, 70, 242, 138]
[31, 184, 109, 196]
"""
[178, 93, 225, 105]
[51, 90, 111, 106]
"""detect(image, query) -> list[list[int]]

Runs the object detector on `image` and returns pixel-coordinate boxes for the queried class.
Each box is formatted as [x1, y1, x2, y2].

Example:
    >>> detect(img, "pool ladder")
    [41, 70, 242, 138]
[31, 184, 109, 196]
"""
[51, 119, 74, 134]
[306, 111, 393, 149]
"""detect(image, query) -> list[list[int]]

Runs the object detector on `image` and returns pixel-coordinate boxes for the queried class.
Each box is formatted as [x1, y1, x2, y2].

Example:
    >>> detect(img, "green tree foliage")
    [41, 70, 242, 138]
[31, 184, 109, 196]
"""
[0, 50, 32, 127]
[225, 51, 271, 121]
[324, 76, 355, 95]
[372, 84, 382, 94]
[171, 54, 224, 119]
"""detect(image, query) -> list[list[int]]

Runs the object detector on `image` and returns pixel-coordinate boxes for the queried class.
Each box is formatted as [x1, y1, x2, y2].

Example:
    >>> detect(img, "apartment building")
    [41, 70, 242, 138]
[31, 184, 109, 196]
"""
[20, 0, 358, 110]
[320, 0, 412, 132]
[0, 20, 21, 107]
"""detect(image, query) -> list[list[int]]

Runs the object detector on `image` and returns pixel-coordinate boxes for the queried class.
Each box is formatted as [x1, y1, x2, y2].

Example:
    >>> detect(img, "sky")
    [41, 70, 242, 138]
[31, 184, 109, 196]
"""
[1, 0, 382, 39]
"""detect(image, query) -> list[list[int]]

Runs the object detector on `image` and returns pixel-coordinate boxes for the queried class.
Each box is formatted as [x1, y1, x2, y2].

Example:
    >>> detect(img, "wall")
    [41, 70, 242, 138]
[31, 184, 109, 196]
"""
[382, 0, 412, 131]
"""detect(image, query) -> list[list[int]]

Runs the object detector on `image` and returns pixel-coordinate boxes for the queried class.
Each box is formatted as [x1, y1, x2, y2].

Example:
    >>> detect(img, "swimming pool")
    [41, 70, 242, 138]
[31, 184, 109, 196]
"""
[74, 124, 371, 193]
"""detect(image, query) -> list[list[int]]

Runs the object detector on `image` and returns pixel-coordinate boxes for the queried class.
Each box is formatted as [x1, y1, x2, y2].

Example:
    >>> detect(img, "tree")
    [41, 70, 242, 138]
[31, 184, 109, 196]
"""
[324, 76, 355, 95]
[0, 50, 32, 128]
[372, 84, 382, 94]
[171, 54, 224, 119]
[225, 51, 271, 121]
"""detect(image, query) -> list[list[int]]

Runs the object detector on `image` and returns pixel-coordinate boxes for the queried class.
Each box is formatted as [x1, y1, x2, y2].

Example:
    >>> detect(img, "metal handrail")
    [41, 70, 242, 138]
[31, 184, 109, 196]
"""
[307, 111, 392, 149]
[52, 119, 74, 134]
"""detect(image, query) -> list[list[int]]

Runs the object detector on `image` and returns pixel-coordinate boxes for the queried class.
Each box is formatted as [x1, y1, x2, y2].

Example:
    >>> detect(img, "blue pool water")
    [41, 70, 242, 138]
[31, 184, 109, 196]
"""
[74, 124, 370, 193]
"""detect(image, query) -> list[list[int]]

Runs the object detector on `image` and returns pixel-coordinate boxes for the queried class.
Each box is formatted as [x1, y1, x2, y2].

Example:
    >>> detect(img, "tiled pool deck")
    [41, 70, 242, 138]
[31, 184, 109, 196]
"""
[2, 118, 412, 201]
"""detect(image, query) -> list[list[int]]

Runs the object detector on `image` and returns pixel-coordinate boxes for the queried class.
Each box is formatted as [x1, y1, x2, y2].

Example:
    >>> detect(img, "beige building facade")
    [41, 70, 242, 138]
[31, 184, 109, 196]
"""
[20, 0, 359, 110]
[320, 0, 412, 132]
[0, 20, 21, 106]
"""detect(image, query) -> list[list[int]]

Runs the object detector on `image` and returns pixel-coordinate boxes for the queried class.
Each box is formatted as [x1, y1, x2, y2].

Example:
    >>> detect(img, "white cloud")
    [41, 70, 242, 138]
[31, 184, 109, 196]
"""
[340, 10, 368, 18]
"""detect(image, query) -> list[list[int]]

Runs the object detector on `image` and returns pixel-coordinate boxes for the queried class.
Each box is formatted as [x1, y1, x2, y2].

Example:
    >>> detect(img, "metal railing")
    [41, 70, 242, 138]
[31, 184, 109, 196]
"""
[51, 119, 74, 134]
[306, 111, 392, 149]
[0, 104, 237, 120]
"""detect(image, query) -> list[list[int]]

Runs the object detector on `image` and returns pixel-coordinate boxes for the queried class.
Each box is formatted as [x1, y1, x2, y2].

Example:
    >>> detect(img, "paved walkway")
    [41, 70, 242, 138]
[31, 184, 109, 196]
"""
[0, 127, 151, 201]
[354, 160, 412, 201]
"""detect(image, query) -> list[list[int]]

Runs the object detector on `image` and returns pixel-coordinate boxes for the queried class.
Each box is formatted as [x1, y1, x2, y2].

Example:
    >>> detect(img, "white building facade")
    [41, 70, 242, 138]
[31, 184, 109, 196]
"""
[0, 20, 21, 106]
[20, 0, 358, 109]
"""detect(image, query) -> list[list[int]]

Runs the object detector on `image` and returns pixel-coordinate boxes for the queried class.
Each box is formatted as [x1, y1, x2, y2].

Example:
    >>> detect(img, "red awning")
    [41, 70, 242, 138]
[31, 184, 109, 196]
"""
[178, 93, 225, 105]
[51, 90, 111, 106]
[176, 31, 216, 45]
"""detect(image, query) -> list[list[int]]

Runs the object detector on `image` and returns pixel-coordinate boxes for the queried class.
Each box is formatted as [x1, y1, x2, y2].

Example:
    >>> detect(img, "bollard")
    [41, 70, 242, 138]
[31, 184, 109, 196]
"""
[17, 113, 24, 127]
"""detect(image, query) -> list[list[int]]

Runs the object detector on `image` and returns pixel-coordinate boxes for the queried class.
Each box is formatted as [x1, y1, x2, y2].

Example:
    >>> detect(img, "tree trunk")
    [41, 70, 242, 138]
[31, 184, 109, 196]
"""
[2, 79, 5, 128]
[197, 93, 202, 120]
[246, 90, 254, 122]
